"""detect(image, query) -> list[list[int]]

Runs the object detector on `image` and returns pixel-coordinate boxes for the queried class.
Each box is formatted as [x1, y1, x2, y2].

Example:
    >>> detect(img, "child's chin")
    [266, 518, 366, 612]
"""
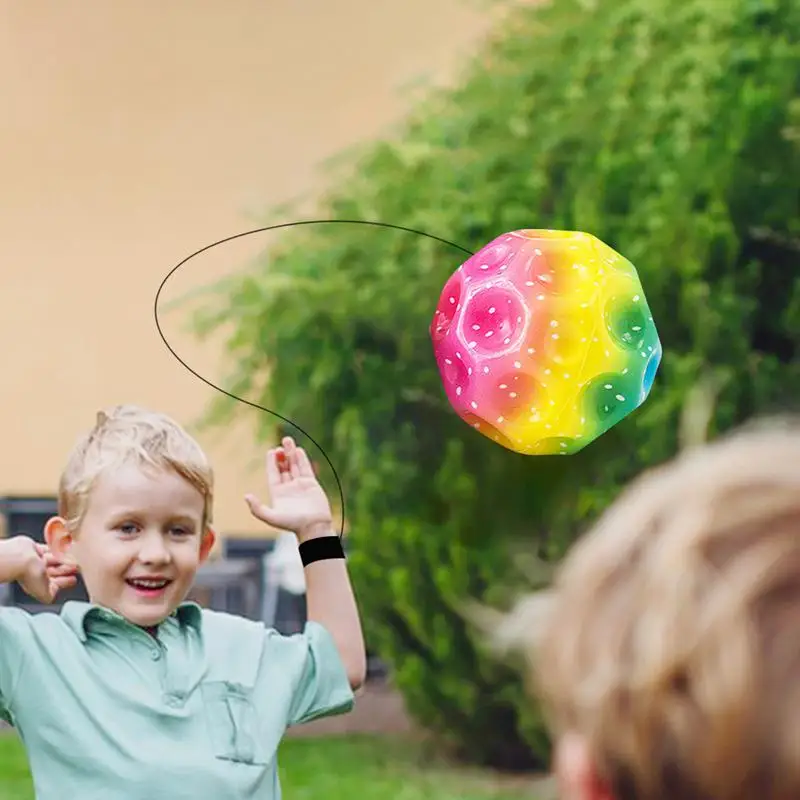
[122, 601, 175, 627]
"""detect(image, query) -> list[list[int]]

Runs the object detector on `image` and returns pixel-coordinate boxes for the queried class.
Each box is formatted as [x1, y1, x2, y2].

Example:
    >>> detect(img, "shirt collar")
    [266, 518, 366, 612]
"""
[60, 600, 203, 642]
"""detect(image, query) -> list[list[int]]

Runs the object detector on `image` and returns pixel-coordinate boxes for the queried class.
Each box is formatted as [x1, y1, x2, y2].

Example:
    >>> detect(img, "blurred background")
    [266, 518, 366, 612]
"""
[0, 0, 797, 798]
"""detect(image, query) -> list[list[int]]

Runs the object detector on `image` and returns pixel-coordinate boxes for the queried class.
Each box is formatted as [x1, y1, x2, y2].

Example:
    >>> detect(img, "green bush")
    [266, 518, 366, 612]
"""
[191, 0, 800, 770]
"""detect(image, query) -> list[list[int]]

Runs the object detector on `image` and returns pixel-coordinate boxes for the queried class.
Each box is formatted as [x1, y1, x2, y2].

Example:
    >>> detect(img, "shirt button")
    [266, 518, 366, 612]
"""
[150, 649, 161, 660]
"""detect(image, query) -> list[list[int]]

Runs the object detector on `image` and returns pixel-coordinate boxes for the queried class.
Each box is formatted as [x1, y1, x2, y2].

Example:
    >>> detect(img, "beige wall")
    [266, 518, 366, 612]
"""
[0, 1, 495, 543]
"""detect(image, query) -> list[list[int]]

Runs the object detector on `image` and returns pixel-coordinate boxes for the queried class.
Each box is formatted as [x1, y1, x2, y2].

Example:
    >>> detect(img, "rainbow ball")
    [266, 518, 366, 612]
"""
[430, 230, 661, 455]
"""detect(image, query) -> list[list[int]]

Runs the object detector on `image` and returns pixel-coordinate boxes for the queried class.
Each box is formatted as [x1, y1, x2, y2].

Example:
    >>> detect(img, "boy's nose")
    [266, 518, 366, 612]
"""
[138, 534, 172, 564]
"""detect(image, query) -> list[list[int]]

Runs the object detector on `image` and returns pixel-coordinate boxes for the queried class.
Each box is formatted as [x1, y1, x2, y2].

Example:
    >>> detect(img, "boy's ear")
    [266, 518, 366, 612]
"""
[199, 527, 217, 563]
[44, 516, 74, 560]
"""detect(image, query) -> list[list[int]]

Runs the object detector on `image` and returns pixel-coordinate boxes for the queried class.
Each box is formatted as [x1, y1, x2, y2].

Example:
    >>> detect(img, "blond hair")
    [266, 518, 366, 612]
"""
[499, 417, 800, 800]
[59, 405, 214, 531]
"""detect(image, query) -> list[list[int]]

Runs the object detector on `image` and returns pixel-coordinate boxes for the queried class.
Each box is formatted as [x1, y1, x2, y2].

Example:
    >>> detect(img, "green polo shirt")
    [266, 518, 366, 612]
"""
[0, 601, 355, 799]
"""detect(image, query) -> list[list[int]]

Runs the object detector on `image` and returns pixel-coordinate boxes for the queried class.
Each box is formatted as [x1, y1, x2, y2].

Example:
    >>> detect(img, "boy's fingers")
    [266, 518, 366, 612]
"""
[283, 439, 301, 479]
[47, 563, 79, 577]
[265, 449, 283, 486]
[295, 447, 314, 478]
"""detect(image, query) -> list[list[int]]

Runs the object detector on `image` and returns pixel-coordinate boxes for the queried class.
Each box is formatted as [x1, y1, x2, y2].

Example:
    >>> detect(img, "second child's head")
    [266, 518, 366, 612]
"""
[46, 405, 216, 627]
[499, 419, 800, 800]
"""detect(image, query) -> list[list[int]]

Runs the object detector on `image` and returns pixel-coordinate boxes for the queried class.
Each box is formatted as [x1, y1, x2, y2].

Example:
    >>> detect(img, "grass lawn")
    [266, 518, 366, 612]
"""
[0, 731, 549, 799]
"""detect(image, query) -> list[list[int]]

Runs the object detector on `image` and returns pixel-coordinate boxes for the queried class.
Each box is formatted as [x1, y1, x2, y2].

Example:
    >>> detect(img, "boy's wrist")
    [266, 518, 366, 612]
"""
[295, 523, 335, 544]
[0, 537, 35, 584]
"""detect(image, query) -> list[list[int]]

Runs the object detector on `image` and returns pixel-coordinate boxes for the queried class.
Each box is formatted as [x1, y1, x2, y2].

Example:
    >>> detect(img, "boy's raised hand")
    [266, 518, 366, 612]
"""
[245, 437, 333, 540]
[9, 537, 79, 604]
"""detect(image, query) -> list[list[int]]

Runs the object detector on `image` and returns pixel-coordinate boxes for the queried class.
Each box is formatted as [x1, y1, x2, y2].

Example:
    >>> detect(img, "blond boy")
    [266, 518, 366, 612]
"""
[0, 405, 366, 799]
[499, 419, 800, 800]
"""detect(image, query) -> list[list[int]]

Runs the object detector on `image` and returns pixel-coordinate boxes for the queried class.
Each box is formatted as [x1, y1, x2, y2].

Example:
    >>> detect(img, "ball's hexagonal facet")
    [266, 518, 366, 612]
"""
[430, 229, 661, 455]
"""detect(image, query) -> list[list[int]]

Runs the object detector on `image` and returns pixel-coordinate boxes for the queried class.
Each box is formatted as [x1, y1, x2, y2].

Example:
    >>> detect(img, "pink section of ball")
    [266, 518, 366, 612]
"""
[430, 233, 552, 426]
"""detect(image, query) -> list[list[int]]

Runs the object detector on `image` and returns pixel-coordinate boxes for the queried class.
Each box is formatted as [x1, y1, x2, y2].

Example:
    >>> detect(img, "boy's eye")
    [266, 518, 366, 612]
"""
[118, 523, 138, 535]
[170, 527, 192, 537]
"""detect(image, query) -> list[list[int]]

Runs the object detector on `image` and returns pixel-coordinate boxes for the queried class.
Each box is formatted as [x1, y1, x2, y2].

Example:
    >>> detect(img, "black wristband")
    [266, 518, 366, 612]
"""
[298, 535, 345, 566]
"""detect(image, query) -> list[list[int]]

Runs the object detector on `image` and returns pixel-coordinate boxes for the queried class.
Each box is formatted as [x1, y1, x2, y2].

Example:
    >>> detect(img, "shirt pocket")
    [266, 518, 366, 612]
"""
[201, 681, 268, 766]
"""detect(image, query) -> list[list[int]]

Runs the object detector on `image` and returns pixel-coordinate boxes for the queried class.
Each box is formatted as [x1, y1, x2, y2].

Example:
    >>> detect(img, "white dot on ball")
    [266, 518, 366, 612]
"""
[449, 297, 455, 304]
[497, 416, 504, 423]
[516, 316, 522, 323]
[445, 358, 452, 365]
[471, 401, 478, 409]
[564, 373, 570, 379]
[499, 383, 508, 389]
[514, 361, 521, 368]
[550, 320, 558, 327]
[469, 341, 477, 349]
[552, 334, 559, 340]
[537, 295, 545, 301]
[633, 295, 641, 302]
[456, 387, 462, 396]
[504, 338, 511, 345]
[483, 366, 490, 374]
[545, 369, 552, 375]
[456, 352, 462, 359]
[616, 394, 625, 401]
[472, 324, 481, 331]
[489, 307, 496, 314]
[534, 249, 542, 256]
[604, 383, 612, 389]
[509, 392, 517, 398]
[467, 367, 473, 375]
[457, 304, 462, 311]
[528, 348, 535, 354]
[545, 424, 552, 430]
[485, 331, 494, 338]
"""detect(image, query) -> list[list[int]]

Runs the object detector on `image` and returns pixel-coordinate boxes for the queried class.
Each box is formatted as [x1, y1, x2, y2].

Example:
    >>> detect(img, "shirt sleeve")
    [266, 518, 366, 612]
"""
[284, 621, 355, 726]
[0, 607, 32, 726]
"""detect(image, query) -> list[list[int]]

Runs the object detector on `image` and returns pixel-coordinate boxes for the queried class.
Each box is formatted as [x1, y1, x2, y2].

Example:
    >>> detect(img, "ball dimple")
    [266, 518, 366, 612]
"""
[462, 413, 517, 451]
[460, 286, 526, 356]
[581, 372, 641, 432]
[605, 295, 649, 351]
[435, 339, 471, 410]
[530, 436, 579, 455]
[431, 271, 464, 343]
[641, 345, 661, 399]
[462, 241, 514, 280]
[487, 371, 540, 419]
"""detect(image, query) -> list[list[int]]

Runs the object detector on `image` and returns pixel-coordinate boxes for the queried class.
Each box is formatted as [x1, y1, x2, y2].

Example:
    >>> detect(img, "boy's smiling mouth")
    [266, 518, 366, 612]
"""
[125, 577, 173, 597]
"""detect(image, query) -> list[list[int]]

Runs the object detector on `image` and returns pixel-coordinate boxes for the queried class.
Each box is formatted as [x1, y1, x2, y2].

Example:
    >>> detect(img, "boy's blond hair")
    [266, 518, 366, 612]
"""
[500, 418, 800, 800]
[59, 405, 214, 531]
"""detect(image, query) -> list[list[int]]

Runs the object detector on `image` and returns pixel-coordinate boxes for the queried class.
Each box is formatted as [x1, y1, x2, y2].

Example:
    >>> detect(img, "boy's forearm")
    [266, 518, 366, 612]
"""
[299, 528, 366, 690]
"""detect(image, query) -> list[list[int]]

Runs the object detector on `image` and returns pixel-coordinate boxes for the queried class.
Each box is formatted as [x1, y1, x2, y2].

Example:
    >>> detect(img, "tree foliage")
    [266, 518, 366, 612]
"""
[191, 0, 800, 770]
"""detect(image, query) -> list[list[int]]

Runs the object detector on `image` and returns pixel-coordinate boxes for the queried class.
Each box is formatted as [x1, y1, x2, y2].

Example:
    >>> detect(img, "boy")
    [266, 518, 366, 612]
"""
[0, 405, 366, 799]
[497, 419, 800, 800]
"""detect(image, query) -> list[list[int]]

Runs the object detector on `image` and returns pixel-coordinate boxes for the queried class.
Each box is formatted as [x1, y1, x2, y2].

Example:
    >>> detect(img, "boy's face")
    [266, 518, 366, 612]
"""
[47, 463, 215, 627]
